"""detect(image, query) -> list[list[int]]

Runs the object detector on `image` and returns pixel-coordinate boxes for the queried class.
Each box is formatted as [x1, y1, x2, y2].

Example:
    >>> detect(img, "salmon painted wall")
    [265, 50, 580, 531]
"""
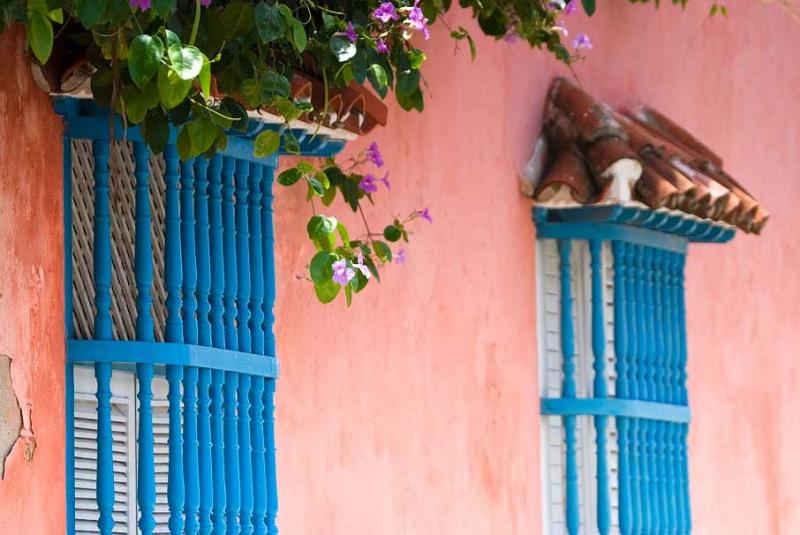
[273, 2, 800, 534]
[0, 28, 65, 533]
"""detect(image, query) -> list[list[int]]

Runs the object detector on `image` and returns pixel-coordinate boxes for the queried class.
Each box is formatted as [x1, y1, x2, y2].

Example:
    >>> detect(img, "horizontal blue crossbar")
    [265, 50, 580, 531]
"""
[68, 340, 279, 378]
[540, 397, 691, 423]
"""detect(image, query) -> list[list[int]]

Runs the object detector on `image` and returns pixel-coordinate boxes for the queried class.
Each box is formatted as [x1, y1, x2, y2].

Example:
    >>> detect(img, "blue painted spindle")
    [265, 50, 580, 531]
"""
[612, 241, 632, 535]
[211, 369, 227, 535]
[167, 364, 185, 535]
[133, 141, 156, 535]
[261, 165, 277, 356]
[248, 163, 265, 355]
[625, 243, 642, 534]
[222, 157, 238, 351]
[181, 158, 199, 345]
[590, 240, 611, 535]
[557, 240, 580, 535]
[91, 139, 115, 535]
[164, 144, 185, 535]
[643, 247, 661, 534]
[264, 380, 279, 535]
[198, 368, 214, 534]
[652, 249, 670, 533]
[235, 160, 252, 352]
[251, 377, 268, 535]
[208, 155, 225, 349]
[195, 157, 212, 346]
[184, 366, 201, 535]
[261, 164, 279, 534]
[163, 145, 184, 343]
[239, 375, 255, 535]
[224, 372, 241, 535]
[676, 254, 691, 534]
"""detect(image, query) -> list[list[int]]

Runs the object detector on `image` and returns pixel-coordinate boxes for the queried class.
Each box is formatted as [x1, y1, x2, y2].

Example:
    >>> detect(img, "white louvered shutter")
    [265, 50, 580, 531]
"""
[73, 366, 137, 535]
[536, 239, 620, 534]
[151, 376, 171, 534]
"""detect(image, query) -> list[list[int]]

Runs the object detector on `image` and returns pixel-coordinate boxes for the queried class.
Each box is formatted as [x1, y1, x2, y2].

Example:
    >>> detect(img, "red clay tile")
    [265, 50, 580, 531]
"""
[532, 78, 767, 234]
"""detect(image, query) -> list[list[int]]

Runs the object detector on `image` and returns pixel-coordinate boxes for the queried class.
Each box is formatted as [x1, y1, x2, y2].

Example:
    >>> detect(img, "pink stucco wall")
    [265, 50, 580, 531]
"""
[0, 2, 796, 533]
[274, 2, 800, 534]
[0, 28, 65, 534]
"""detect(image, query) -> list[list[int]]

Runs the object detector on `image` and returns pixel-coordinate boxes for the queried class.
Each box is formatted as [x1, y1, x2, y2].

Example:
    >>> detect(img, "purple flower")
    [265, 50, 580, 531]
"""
[373, 2, 399, 23]
[354, 254, 372, 279]
[345, 21, 358, 43]
[395, 248, 406, 264]
[564, 0, 578, 15]
[503, 31, 520, 44]
[365, 141, 384, 167]
[378, 172, 391, 190]
[573, 32, 592, 51]
[332, 259, 355, 287]
[406, 0, 430, 40]
[359, 174, 378, 193]
[377, 39, 389, 54]
[200, 0, 212, 6]
[418, 207, 433, 223]
[129, 0, 151, 10]
[553, 25, 568, 37]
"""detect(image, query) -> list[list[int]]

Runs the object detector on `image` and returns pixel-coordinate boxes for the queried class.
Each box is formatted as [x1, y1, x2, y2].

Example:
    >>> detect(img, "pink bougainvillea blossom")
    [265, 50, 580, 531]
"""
[359, 174, 379, 193]
[332, 259, 355, 287]
[365, 141, 384, 167]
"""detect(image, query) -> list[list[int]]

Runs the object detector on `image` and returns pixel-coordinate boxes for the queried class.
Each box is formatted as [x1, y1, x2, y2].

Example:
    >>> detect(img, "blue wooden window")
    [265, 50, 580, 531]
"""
[59, 98, 346, 535]
[532, 205, 727, 535]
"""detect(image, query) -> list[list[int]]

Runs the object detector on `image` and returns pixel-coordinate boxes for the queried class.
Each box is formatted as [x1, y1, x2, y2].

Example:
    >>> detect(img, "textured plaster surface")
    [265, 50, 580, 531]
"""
[0, 27, 65, 533]
[0, 355, 21, 479]
[273, 2, 800, 534]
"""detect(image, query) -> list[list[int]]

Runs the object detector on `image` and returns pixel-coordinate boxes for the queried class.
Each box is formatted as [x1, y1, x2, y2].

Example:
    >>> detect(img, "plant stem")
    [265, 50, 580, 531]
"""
[189, 0, 202, 46]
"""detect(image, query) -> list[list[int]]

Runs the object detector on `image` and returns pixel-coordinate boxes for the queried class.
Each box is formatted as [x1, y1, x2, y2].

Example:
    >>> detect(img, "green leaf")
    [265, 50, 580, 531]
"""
[330, 34, 357, 62]
[176, 126, 192, 161]
[129, 35, 164, 88]
[383, 224, 402, 242]
[396, 70, 420, 97]
[344, 284, 353, 306]
[396, 87, 424, 112]
[277, 168, 301, 186]
[239, 78, 262, 108]
[187, 118, 218, 156]
[142, 110, 170, 154]
[26, 10, 52, 64]
[157, 65, 192, 109]
[255, 2, 285, 43]
[307, 215, 338, 241]
[581, 0, 596, 16]
[309, 251, 333, 283]
[291, 19, 307, 52]
[153, 0, 173, 18]
[164, 29, 181, 49]
[336, 222, 350, 246]
[321, 184, 337, 206]
[198, 56, 211, 96]
[74, 0, 107, 28]
[260, 71, 291, 102]
[306, 176, 325, 197]
[221, 1, 255, 38]
[168, 45, 204, 80]
[374, 241, 392, 262]
[314, 278, 340, 303]
[477, 7, 506, 37]
[253, 130, 281, 158]
[121, 85, 148, 124]
[408, 49, 426, 70]
[368, 64, 388, 97]
[362, 254, 380, 281]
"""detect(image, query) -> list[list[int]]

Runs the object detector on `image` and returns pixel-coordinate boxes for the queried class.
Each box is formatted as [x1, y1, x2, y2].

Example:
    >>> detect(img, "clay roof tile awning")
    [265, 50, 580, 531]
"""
[533, 77, 769, 234]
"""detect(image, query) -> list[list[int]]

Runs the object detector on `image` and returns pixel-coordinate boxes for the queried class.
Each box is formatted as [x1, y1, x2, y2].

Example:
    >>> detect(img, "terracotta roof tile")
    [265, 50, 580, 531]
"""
[532, 77, 768, 234]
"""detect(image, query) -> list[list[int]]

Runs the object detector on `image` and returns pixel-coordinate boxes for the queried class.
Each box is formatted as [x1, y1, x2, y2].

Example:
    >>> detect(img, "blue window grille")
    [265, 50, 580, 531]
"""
[58, 97, 346, 535]
[535, 205, 734, 535]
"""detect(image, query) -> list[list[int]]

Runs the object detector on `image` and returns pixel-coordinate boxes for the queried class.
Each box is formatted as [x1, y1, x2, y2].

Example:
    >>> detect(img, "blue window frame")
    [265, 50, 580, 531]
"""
[535, 205, 733, 535]
[58, 97, 346, 535]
